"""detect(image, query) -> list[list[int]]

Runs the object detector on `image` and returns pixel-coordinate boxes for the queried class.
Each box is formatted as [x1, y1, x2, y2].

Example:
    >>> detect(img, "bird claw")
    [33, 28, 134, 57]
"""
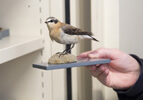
[56, 52, 62, 54]
[58, 51, 70, 57]
[56, 52, 66, 57]
[58, 53, 67, 57]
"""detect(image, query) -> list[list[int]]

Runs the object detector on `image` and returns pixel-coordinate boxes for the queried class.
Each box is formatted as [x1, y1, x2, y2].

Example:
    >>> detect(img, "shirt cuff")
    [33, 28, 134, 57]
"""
[114, 54, 143, 97]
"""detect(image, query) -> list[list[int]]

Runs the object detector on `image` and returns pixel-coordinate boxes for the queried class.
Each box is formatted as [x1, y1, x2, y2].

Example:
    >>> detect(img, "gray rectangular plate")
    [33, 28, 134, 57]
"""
[0, 29, 9, 39]
[33, 59, 110, 70]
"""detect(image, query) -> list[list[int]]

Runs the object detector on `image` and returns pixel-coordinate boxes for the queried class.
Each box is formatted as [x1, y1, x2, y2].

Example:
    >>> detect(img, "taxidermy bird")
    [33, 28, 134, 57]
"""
[45, 17, 99, 55]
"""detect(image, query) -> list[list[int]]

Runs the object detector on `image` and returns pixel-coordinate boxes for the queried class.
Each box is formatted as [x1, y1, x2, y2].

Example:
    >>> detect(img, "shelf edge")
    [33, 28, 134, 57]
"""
[0, 37, 44, 64]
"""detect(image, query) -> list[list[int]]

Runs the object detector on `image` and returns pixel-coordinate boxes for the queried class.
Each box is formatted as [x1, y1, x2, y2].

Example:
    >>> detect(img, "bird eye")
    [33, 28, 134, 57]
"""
[49, 20, 53, 22]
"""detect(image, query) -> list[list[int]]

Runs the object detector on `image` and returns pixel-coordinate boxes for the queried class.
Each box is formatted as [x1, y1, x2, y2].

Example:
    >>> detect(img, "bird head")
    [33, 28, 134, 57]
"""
[45, 17, 59, 30]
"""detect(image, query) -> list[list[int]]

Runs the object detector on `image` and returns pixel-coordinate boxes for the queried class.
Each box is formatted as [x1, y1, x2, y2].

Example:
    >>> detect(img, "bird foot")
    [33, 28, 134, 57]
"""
[56, 52, 69, 57]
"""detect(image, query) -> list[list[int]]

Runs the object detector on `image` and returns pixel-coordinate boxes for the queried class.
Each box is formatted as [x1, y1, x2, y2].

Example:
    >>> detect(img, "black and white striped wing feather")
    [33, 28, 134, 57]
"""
[61, 25, 99, 42]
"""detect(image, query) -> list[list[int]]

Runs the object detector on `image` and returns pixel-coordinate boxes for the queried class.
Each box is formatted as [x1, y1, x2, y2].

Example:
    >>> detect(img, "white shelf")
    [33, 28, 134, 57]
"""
[0, 36, 44, 64]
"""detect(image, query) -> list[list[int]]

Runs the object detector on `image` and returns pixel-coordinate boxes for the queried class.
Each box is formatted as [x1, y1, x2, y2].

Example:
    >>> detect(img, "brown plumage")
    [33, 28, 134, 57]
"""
[61, 24, 99, 42]
[62, 24, 93, 36]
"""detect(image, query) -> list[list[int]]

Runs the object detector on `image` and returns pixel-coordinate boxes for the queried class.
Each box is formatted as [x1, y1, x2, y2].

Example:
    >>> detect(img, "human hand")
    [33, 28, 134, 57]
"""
[77, 48, 140, 90]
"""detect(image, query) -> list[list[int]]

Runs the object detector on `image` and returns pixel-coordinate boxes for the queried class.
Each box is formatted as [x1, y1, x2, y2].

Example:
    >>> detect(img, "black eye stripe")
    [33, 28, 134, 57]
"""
[47, 19, 58, 24]
[54, 19, 58, 23]
[50, 20, 53, 22]
[48, 20, 53, 22]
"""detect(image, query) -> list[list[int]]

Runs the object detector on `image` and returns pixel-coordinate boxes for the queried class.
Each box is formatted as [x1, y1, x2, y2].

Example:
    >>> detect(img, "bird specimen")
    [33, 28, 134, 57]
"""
[45, 17, 99, 55]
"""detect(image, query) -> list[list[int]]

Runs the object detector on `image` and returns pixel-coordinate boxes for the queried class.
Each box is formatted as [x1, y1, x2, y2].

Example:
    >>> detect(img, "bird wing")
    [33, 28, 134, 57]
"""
[61, 24, 93, 36]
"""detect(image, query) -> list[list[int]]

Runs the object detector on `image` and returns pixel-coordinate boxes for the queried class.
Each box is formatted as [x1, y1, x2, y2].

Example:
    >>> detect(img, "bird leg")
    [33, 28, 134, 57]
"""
[56, 48, 69, 57]
[64, 44, 75, 54]
[56, 49, 67, 55]
[57, 50, 68, 57]
[56, 44, 75, 57]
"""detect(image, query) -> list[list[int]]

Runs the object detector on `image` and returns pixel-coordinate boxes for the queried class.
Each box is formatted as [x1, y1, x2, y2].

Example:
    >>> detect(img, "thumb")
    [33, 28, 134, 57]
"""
[77, 50, 97, 58]
[88, 48, 118, 60]
[88, 52, 100, 59]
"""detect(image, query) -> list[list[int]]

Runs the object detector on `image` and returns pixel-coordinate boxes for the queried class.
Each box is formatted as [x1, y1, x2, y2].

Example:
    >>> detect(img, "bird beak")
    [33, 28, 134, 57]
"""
[45, 21, 48, 24]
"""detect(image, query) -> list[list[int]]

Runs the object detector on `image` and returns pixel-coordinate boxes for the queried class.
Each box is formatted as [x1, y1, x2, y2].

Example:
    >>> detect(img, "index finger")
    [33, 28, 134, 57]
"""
[77, 50, 97, 58]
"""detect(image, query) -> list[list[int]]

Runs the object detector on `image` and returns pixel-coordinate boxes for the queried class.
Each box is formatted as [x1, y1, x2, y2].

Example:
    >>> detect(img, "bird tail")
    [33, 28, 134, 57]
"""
[92, 36, 99, 42]
[91, 36, 99, 42]
[80, 35, 99, 42]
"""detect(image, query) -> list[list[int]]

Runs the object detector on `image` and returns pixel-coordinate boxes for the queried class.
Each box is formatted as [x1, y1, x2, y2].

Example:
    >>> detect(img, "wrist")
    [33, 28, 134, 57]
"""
[130, 54, 142, 87]
[114, 54, 143, 99]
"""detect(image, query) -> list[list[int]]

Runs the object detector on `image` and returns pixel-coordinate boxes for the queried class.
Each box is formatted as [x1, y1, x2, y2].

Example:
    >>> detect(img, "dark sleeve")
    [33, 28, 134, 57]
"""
[114, 54, 143, 100]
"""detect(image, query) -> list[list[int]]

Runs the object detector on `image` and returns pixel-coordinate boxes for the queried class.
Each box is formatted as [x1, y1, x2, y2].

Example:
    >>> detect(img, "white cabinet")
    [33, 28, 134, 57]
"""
[0, 0, 44, 64]
[0, 0, 67, 100]
[0, 36, 43, 64]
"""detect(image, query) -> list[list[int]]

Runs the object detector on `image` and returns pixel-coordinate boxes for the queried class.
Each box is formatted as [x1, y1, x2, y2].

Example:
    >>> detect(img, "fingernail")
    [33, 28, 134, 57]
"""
[88, 54, 93, 57]
[88, 54, 96, 58]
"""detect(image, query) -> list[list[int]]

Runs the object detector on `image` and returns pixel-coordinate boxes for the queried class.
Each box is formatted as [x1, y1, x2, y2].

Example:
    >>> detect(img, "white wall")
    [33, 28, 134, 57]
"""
[119, 0, 143, 57]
